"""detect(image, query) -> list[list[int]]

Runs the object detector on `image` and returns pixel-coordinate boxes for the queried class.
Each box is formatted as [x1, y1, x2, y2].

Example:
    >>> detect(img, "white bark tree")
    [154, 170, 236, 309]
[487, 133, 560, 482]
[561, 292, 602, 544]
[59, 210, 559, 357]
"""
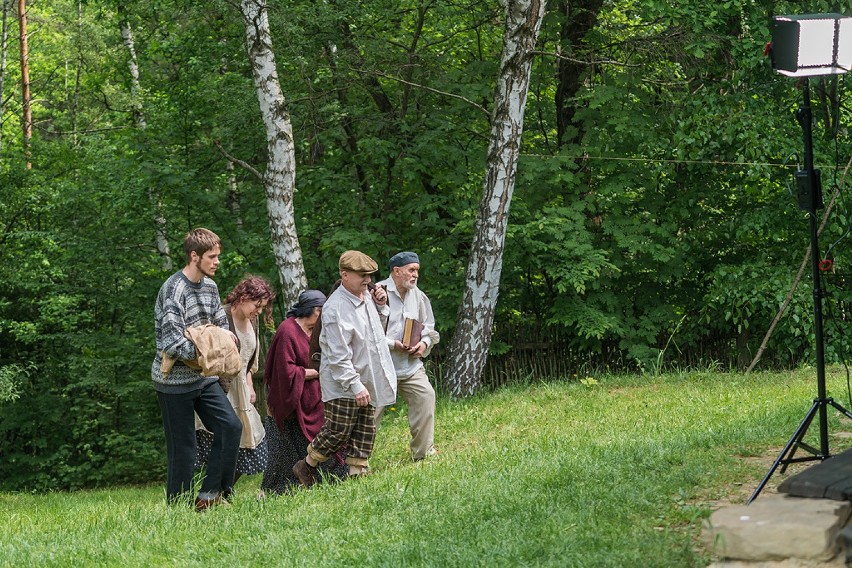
[443, 0, 546, 398]
[118, 6, 144, 130]
[238, 0, 307, 307]
[225, 159, 244, 231]
[117, 3, 172, 271]
[18, 0, 31, 168]
[0, 0, 10, 152]
[69, 0, 82, 145]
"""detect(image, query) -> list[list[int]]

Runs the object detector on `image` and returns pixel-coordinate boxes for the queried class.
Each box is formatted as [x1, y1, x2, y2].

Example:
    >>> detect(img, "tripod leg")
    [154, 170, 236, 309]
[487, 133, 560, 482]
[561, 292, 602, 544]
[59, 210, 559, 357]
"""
[747, 400, 821, 505]
[828, 399, 852, 421]
[778, 409, 820, 473]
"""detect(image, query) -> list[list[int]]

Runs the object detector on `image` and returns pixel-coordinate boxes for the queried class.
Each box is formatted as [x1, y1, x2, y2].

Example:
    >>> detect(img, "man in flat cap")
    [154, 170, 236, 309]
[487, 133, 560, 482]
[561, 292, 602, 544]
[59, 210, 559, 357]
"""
[375, 251, 440, 461]
[292, 250, 397, 486]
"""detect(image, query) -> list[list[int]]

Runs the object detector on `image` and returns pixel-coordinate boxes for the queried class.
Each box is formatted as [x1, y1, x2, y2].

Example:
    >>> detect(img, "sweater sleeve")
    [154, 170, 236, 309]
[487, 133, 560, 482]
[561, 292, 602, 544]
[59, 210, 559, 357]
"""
[213, 302, 228, 331]
[159, 296, 198, 361]
[281, 328, 306, 386]
[264, 319, 307, 424]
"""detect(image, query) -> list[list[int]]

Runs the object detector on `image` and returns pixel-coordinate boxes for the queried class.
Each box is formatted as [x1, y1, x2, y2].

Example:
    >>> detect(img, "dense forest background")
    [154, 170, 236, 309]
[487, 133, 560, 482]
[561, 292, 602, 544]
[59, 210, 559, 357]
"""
[3, 0, 852, 490]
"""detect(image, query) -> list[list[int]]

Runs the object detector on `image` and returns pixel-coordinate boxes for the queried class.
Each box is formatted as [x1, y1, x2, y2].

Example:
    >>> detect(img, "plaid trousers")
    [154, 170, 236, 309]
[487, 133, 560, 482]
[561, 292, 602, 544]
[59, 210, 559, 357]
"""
[308, 397, 376, 468]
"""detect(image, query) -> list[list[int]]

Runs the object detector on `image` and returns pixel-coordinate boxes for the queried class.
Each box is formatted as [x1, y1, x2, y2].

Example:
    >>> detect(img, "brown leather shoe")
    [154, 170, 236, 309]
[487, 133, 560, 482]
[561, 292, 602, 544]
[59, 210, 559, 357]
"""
[292, 459, 318, 488]
[194, 494, 228, 513]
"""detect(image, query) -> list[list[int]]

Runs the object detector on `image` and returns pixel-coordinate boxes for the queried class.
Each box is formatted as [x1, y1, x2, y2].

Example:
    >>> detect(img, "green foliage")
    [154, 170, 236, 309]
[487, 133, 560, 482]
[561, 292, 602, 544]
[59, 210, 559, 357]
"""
[4, 0, 852, 490]
[0, 363, 30, 403]
[499, 0, 852, 372]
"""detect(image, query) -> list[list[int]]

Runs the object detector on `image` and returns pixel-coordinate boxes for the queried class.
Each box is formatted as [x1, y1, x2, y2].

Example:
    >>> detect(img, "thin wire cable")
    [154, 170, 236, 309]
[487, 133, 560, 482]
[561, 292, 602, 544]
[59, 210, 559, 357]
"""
[517, 152, 851, 171]
[783, 152, 800, 202]
[820, 277, 852, 408]
[822, 78, 852, 260]
[814, 76, 852, 407]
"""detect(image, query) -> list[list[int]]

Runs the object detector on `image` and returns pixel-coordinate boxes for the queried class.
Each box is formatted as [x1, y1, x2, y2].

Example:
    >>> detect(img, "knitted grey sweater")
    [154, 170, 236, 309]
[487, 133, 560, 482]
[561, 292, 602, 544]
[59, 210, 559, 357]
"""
[150, 270, 229, 392]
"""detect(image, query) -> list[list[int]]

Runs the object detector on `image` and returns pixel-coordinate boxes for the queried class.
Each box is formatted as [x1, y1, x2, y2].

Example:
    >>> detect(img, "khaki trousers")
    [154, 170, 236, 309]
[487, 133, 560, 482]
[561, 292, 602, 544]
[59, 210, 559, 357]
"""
[375, 367, 435, 460]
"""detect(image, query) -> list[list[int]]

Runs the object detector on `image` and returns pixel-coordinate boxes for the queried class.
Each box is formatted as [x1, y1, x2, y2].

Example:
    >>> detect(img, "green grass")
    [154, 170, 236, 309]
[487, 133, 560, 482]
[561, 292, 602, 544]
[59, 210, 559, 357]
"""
[4, 368, 852, 567]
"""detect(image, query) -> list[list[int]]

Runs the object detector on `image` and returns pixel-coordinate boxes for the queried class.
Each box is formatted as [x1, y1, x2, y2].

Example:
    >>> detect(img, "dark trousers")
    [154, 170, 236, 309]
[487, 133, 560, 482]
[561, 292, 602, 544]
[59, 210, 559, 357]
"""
[157, 382, 242, 502]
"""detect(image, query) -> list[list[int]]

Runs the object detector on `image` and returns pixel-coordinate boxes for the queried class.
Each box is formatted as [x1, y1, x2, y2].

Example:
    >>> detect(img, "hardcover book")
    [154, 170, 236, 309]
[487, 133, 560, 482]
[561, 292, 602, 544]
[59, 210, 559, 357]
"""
[401, 318, 424, 348]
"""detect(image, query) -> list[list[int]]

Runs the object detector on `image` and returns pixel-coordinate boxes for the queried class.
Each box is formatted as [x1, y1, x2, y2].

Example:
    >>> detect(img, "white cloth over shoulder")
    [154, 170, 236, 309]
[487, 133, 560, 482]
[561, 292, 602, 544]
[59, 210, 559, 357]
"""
[378, 278, 440, 380]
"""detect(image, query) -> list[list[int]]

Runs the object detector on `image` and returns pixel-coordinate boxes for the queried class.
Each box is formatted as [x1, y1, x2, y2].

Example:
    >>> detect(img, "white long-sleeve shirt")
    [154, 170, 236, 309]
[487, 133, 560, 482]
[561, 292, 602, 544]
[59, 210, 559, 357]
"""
[318, 285, 397, 407]
[378, 278, 440, 380]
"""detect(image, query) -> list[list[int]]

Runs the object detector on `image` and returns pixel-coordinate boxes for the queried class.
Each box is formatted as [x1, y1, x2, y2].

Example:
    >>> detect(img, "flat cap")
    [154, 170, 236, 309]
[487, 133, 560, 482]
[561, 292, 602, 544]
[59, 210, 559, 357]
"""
[339, 250, 378, 273]
[389, 251, 420, 269]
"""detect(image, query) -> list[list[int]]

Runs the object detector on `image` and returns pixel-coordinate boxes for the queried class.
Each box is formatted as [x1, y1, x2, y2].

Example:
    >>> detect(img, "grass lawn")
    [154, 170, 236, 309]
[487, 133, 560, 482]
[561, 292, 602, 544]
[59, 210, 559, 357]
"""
[4, 368, 852, 567]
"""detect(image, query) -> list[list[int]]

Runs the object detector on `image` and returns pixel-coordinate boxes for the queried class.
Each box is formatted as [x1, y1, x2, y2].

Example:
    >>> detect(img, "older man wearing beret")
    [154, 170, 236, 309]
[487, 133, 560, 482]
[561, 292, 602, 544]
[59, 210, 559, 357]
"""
[375, 251, 440, 461]
[292, 250, 397, 486]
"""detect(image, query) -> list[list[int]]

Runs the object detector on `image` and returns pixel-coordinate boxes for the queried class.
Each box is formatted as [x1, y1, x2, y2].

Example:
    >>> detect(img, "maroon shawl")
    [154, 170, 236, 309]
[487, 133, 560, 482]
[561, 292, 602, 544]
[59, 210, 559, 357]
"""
[264, 317, 325, 442]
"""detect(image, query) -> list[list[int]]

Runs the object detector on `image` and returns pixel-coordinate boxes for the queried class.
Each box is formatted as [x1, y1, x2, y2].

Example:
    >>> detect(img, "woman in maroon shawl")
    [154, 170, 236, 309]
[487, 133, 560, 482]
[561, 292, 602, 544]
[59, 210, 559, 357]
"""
[261, 289, 346, 493]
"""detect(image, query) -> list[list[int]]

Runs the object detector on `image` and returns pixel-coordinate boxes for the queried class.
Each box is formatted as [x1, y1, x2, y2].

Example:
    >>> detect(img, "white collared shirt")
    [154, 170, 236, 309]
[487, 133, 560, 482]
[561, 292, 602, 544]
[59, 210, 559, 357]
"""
[318, 285, 397, 407]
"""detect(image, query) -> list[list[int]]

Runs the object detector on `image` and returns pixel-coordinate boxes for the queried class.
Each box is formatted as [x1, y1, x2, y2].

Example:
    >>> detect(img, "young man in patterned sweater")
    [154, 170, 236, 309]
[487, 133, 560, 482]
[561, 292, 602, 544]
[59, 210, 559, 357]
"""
[151, 228, 242, 511]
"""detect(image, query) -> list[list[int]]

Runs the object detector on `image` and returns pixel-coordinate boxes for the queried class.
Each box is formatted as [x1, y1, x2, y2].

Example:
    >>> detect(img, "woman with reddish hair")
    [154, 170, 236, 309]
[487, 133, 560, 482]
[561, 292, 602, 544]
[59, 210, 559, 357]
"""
[196, 274, 275, 497]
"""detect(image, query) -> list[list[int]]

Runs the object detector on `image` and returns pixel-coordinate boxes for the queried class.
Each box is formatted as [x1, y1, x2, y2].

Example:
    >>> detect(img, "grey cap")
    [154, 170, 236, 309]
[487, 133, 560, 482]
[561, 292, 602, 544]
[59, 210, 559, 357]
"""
[389, 251, 420, 269]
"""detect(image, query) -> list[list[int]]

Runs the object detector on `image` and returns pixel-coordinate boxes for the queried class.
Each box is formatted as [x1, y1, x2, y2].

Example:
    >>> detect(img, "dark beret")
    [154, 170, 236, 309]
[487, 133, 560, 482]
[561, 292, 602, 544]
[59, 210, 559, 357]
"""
[389, 251, 420, 269]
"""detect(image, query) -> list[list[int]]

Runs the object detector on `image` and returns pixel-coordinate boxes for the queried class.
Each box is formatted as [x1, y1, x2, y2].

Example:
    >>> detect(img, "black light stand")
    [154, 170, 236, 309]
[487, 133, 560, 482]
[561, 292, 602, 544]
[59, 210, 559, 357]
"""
[748, 77, 852, 504]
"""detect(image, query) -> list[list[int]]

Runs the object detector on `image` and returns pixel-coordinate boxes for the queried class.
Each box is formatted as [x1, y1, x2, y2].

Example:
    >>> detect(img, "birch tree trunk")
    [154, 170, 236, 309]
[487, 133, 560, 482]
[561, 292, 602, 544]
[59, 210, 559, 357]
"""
[239, 0, 307, 307]
[117, 4, 172, 271]
[18, 0, 31, 168]
[220, 51, 244, 231]
[443, 0, 546, 398]
[225, 159, 244, 231]
[68, 0, 82, 145]
[0, 0, 9, 153]
[118, 11, 145, 129]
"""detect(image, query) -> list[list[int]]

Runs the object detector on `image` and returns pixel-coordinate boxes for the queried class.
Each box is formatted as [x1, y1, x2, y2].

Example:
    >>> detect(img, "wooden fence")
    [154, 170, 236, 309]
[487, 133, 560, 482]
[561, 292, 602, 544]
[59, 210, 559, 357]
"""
[252, 322, 806, 412]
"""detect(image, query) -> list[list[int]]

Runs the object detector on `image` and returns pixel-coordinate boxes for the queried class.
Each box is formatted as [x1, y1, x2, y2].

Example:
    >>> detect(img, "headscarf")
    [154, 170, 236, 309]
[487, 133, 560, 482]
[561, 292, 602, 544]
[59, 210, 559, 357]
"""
[285, 289, 326, 318]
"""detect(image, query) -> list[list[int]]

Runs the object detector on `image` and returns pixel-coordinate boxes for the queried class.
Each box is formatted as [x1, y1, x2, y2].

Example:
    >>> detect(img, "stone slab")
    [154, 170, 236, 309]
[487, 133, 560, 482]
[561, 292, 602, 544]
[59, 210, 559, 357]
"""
[707, 558, 846, 567]
[778, 447, 852, 500]
[703, 494, 851, 562]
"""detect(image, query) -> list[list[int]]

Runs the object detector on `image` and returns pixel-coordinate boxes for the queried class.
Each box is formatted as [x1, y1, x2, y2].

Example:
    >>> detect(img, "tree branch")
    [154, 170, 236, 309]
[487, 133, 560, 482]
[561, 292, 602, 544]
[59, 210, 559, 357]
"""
[746, 153, 852, 373]
[354, 68, 490, 116]
[213, 140, 264, 183]
[532, 50, 638, 68]
[33, 124, 129, 136]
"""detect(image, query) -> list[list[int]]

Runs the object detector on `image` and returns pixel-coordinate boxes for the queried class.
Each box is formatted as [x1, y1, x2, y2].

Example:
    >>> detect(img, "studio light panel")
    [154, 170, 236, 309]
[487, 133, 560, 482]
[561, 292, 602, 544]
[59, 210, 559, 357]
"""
[772, 14, 852, 77]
